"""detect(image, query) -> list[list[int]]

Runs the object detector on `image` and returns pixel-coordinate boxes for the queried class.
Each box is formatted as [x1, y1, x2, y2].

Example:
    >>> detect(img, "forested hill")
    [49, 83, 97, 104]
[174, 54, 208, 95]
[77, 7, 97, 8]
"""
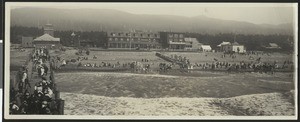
[11, 26, 293, 52]
[11, 8, 294, 35]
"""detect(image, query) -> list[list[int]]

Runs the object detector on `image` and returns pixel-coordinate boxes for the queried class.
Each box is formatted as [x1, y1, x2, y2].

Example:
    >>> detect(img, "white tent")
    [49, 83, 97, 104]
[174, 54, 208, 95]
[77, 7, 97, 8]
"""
[200, 45, 212, 52]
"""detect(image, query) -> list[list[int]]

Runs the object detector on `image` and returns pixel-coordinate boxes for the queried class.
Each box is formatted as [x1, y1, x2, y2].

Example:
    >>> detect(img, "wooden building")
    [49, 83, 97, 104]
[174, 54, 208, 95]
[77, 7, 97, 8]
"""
[33, 23, 61, 49]
[106, 31, 161, 49]
[160, 32, 185, 50]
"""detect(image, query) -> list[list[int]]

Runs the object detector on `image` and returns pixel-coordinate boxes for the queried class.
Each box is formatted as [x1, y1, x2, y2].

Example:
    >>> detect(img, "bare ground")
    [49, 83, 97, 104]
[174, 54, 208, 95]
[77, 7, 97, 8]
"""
[61, 92, 295, 116]
[57, 72, 295, 116]
[55, 72, 294, 98]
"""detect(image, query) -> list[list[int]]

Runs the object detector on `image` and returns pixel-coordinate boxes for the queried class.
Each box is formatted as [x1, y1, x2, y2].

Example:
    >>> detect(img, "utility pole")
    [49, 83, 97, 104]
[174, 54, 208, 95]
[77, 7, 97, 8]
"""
[129, 30, 132, 50]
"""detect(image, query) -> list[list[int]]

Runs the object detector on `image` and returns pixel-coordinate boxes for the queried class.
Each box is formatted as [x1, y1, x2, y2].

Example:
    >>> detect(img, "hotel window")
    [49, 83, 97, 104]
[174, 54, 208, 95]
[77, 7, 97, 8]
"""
[115, 38, 118, 41]
[174, 34, 178, 38]
[154, 34, 157, 37]
[179, 34, 183, 38]
[120, 38, 123, 41]
[169, 39, 173, 42]
[148, 34, 150, 37]
[118, 33, 121, 36]
[127, 38, 129, 41]
[140, 34, 143, 37]
[179, 39, 183, 42]
[169, 34, 173, 37]
[109, 38, 112, 41]
[133, 34, 136, 37]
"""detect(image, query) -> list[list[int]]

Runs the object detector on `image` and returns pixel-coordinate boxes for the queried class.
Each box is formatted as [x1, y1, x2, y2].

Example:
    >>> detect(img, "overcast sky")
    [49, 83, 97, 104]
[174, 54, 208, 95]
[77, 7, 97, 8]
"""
[8, 3, 296, 25]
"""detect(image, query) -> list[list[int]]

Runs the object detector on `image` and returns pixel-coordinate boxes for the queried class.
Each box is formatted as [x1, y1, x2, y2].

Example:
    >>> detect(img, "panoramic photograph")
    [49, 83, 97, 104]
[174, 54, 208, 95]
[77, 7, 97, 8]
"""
[4, 2, 297, 119]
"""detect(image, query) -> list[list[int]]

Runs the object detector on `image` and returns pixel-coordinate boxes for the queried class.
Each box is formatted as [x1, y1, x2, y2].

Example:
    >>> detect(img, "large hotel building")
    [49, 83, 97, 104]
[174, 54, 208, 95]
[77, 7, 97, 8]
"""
[106, 31, 186, 50]
[106, 31, 162, 49]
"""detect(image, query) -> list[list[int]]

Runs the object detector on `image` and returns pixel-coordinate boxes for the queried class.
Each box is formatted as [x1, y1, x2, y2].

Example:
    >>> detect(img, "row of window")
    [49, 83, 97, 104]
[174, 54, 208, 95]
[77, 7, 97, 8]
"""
[108, 38, 158, 42]
[110, 33, 159, 38]
[108, 43, 161, 48]
[168, 34, 184, 38]
[169, 39, 184, 42]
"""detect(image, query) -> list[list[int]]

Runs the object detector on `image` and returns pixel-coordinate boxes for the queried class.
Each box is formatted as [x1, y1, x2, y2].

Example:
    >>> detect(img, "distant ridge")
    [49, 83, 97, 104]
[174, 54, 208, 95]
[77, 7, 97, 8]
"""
[11, 8, 293, 35]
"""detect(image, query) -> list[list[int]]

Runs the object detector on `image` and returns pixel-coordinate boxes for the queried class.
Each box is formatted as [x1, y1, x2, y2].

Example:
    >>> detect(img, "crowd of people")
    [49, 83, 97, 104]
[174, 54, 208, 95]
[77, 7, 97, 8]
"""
[52, 49, 294, 75]
[76, 61, 152, 73]
[54, 50, 154, 73]
[191, 58, 293, 74]
[156, 52, 294, 74]
[10, 47, 60, 115]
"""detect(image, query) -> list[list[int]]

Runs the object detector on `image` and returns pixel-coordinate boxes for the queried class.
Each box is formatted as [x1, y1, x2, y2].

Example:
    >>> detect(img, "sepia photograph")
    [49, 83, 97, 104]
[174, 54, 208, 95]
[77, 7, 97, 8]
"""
[4, 2, 298, 120]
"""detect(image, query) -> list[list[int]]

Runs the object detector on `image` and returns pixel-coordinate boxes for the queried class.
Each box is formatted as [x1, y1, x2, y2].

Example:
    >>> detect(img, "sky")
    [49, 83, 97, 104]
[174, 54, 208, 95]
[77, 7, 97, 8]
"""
[8, 2, 297, 25]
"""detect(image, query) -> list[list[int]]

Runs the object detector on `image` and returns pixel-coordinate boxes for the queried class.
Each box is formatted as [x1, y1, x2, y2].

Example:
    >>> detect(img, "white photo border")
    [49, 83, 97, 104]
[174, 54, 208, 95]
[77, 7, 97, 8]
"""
[3, 2, 298, 120]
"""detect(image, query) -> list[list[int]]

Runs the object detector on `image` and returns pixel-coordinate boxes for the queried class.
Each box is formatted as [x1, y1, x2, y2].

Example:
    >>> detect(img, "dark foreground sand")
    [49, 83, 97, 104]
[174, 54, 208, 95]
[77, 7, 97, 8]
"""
[61, 91, 295, 116]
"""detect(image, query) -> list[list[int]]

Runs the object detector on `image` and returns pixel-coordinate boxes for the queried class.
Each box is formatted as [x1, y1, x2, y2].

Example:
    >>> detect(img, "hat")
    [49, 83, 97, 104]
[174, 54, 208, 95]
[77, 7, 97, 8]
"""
[42, 101, 48, 105]
[25, 92, 30, 96]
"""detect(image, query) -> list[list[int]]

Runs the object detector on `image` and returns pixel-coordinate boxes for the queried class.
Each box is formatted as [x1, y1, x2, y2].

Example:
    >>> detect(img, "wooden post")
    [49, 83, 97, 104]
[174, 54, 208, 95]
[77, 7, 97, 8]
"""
[55, 91, 60, 100]
[57, 99, 64, 115]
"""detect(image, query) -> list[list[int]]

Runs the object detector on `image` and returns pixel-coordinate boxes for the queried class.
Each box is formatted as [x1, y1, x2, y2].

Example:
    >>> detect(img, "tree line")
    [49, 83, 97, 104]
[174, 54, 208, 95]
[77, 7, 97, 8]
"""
[11, 26, 293, 52]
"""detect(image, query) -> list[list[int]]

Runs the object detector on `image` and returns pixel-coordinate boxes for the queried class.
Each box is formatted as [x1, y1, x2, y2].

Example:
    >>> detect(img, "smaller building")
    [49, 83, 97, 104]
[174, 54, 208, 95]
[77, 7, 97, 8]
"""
[200, 45, 212, 52]
[21, 36, 34, 48]
[32, 23, 61, 49]
[160, 32, 185, 50]
[184, 38, 200, 51]
[231, 42, 245, 53]
[217, 41, 231, 52]
[217, 41, 245, 53]
[33, 33, 61, 49]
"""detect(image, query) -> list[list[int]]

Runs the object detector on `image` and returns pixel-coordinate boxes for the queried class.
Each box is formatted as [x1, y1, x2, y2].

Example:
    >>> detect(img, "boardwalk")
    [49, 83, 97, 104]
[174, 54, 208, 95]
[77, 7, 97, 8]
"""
[10, 48, 64, 115]
[26, 59, 51, 94]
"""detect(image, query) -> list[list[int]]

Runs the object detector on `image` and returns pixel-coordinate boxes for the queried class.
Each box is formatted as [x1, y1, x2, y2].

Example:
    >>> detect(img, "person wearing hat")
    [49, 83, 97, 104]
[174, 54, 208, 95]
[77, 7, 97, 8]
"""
[61, 59, 66, 67]
[10, 101, 20, 114]
[22, 71, 31, 89]
[41, 101, 48, 108]
[43, 64, 48, 75]
[40, 101, 51, 114]
[32, 96, 42, 114]
[37, 65, 42, 76]
[20, 101, 29, 114]
[34, 81, 43, 95]
[44, 87, 53, 101]
[41, 77, 48, 88]
[40, 66, 45, 76]
[23, 90, 30, 100]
